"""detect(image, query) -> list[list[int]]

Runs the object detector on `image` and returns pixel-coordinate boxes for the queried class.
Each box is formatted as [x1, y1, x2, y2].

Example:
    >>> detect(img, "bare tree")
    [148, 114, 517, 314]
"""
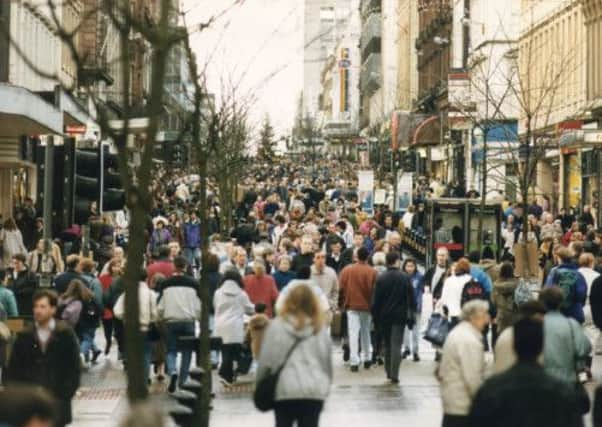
[449, 12, 586, 267]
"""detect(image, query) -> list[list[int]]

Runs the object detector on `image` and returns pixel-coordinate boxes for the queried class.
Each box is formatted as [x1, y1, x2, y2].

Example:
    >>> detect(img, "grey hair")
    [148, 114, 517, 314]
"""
[372, 251, 386, 266]
[460, 300, 489, 321]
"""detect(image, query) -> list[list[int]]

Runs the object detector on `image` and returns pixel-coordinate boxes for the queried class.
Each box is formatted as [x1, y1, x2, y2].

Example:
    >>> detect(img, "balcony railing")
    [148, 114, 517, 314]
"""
[360, 13, 381, 62]
[360, 53, 381, 97]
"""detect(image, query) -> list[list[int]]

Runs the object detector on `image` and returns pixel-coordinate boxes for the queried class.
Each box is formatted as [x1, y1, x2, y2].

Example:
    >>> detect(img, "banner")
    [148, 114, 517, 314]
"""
[358, 170, 374, 215]
[396, 171, 413, 212]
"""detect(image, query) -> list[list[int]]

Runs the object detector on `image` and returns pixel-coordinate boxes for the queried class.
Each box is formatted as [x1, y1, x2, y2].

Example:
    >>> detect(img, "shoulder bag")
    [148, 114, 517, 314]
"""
[254, 336, 306, 412]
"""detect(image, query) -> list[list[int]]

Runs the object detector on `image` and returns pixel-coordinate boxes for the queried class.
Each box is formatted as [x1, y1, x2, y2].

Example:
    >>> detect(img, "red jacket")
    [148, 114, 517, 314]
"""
[243, 274, 279, 317]
[147, 260, 175, 284]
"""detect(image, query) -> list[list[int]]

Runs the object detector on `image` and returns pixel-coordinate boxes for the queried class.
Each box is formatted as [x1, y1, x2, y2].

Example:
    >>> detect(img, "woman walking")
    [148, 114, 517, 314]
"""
[256, 283, 332, 427]
[213, 270, 254, 385]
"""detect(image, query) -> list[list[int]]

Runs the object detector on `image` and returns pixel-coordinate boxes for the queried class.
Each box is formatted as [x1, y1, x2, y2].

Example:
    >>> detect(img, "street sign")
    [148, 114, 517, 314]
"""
[65, 125, 86, 135]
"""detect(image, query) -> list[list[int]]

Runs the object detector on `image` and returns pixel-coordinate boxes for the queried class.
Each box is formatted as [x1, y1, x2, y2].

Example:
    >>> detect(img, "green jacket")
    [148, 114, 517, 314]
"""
[491, 278, 519, 333]
[543, 311, 591, 384]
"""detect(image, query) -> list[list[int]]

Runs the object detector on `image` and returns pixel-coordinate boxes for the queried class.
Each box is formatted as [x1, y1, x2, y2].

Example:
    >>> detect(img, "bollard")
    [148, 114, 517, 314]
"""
[180, 378, 202, 398]
[188, 366, 205, 384]
[166, 403, 193, 427]
[170, 389, 197, 413]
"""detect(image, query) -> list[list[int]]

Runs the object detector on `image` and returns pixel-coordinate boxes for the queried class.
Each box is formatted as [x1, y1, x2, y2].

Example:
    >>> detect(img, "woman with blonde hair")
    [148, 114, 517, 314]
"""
[256, 283, 332, 427]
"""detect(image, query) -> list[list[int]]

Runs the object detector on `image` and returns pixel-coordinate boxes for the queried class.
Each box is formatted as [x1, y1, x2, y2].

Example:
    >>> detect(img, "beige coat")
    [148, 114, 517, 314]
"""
[438, 321, 485, 415]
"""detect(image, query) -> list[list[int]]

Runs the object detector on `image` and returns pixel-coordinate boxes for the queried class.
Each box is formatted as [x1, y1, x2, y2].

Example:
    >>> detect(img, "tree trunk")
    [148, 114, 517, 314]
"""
[197, 153, 212, 427]
[123, 192, 150, 401]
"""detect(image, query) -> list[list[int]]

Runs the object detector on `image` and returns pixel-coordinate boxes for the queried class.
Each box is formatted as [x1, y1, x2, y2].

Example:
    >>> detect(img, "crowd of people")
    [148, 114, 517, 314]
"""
[1, 157, 602, 427]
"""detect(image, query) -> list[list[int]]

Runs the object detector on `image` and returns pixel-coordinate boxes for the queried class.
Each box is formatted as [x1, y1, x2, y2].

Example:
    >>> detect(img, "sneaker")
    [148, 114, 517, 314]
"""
[104, 343, 112, 356]
[168, 374, 178, 393]
[91, 350, 102, 364]
[363, 361, 372, 370]
[413, 353, 420, 362]
[350, 365, 359, 372]
[402, 350, 410, 360]
[389, 378, 400, 384]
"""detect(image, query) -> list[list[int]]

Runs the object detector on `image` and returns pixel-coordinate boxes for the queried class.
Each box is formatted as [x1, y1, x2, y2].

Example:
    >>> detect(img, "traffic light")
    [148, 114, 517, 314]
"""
[401, 150, 416, 172]
[73, 141, 101, 224]
[101, 146, 125, 212]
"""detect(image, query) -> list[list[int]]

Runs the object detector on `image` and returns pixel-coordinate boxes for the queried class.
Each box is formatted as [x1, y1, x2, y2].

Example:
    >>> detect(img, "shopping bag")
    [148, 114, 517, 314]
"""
[423, 313, 450, 347]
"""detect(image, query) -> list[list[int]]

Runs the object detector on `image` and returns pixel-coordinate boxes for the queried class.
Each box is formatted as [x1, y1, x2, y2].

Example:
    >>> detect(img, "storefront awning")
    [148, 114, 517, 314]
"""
[411, 115, 440, 146]
[0, 83, 62, 137]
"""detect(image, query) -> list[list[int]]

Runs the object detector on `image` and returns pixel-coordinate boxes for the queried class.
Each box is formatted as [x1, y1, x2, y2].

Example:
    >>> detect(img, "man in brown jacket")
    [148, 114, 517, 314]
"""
[339, 246, 377, 371]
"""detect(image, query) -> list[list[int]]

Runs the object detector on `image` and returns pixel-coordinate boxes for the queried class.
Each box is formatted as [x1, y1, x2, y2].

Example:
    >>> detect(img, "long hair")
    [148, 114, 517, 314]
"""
[62, 279, 94, 302]
[279, 284, 324, 333]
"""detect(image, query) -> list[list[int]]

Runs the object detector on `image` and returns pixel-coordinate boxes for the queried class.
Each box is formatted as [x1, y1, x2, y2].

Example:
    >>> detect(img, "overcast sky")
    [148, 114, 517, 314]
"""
[184, 0, 303, 137]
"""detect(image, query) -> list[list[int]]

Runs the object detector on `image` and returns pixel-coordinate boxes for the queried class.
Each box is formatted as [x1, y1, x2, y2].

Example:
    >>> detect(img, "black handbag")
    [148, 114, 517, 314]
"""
[254, 337, 305, 412]
[423, 313, 450, 347]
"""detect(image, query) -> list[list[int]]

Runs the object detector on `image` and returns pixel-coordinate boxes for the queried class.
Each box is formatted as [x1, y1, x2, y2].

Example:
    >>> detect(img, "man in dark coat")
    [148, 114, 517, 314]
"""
[371, 252, 416, 383]
[468, 317, 582, 427]
[4, 289, 81, 427]
[9, 253, 39, 316]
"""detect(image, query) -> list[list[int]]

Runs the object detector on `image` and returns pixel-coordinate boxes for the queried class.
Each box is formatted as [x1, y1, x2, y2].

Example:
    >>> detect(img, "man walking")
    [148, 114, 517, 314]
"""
[469, 317, 582, 427]
[339, 247, 377, 371]
[5, 290, 81, 427]
[371, 252, 416, 383]
[157, 256, 201, 392]
[311, 251, 339, 316]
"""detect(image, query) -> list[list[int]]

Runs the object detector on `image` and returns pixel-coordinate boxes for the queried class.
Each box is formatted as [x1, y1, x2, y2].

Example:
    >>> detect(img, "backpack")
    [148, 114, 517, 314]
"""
[514, 278, 535, 307]
[461, 279, 487, 306]
[552, 268, 579, 313]
[77, 299, 101, 332]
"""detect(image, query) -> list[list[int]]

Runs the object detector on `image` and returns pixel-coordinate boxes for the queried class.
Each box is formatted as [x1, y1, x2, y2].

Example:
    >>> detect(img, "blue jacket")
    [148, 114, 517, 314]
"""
[409, 271, 425, 312]
[273, 270, 296, 291]
[470, 265, 492, 296]
[183, 221, 201, 248]
[544, 263, 587, 323]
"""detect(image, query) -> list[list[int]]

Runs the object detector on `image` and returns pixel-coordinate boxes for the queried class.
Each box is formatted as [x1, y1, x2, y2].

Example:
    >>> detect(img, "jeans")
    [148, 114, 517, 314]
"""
[166, 321, 196, 385]
[218, 343, 241, 383]
[183, 247, 201, 268]
[403, 313, 422, 355]
[274, 399, 323, 427]
[382, 323, 405, 381]
[80, 328, 100, 360]
[347, 310, 372, 366]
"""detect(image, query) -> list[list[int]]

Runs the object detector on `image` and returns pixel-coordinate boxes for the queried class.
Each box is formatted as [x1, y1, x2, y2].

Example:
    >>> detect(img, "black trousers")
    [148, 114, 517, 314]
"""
[274, 399, 323, 427]
[102, 318, 113, 348]
[442, 414, 468, 427]
[219, 343, 241, 383]
[113, 318, 125, 354]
